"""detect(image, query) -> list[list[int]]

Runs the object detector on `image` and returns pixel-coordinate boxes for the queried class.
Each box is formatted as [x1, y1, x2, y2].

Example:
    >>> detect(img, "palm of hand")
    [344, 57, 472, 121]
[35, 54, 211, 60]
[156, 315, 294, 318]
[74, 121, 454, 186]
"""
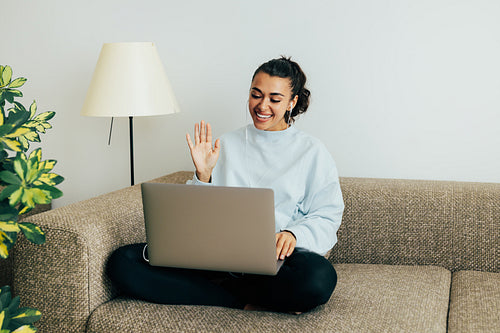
[186, 121, 221, 182]
[191, 141, 218, 171]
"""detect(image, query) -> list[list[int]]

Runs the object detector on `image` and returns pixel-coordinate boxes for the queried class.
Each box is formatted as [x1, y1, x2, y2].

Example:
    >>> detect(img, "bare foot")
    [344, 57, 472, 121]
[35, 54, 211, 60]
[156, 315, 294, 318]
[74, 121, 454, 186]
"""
[289, 311, 302, 315]
[244, 304, 302, 315]
[243, 304, 269, 311]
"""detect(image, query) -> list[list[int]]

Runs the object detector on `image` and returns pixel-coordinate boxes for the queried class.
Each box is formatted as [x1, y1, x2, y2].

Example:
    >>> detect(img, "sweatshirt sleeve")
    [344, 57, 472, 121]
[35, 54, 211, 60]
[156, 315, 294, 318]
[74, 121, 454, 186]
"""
[186, 172, 212, 186]
[284, 149, 344, 255]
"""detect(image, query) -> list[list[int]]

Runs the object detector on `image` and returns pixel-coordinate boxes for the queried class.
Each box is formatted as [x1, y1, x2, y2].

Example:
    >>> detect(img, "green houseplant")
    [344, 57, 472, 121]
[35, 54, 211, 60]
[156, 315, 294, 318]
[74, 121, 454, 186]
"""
[0, 65, 63, 332]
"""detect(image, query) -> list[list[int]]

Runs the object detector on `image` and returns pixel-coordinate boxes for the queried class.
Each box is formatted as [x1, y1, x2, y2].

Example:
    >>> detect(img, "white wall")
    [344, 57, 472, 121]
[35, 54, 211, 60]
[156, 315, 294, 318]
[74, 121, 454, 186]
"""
[3, 0, 499, 208]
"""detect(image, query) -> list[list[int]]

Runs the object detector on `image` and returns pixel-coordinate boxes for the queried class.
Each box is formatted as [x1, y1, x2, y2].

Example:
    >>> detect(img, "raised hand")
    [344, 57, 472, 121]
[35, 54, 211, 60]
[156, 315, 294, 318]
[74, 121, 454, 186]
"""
[186, 120, 221, 183]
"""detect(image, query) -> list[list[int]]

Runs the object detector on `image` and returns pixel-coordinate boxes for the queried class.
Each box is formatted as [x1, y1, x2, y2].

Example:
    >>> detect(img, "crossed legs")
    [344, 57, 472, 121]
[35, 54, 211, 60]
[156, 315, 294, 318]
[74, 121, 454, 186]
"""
[107, 243, 337, 313]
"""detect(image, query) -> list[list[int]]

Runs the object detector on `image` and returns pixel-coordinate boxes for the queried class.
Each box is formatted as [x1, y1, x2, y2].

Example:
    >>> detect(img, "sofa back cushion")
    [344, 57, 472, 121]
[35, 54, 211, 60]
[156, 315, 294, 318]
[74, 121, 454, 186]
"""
[329, 177, 499, 273]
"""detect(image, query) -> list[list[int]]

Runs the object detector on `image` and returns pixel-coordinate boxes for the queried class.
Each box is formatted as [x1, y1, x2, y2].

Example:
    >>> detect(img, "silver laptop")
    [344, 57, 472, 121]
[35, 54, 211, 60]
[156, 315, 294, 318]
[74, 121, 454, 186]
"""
[141, 182, 284, 275]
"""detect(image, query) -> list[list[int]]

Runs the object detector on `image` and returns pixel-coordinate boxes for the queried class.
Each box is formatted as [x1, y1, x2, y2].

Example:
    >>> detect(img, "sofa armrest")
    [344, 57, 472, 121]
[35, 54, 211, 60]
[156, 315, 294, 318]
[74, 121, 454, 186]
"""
[0, 203, 51, 289]
[12, 171, 193, 333]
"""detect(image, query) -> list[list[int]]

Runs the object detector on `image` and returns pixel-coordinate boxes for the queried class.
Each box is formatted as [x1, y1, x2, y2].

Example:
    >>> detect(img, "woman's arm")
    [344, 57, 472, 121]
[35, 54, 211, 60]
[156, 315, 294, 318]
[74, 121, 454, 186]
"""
[284, 145, 345, 255]
[285, 177, 344, 255]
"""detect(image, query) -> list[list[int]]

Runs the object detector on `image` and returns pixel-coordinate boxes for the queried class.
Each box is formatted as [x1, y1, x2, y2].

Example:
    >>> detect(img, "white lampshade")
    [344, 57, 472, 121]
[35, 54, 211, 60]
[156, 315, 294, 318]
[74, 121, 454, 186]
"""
[81, 42, 180, 117]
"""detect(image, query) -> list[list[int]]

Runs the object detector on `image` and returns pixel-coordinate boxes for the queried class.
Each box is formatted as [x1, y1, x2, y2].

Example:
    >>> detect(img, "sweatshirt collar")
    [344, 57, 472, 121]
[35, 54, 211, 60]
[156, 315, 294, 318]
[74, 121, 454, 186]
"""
[247, 123, 297, 141]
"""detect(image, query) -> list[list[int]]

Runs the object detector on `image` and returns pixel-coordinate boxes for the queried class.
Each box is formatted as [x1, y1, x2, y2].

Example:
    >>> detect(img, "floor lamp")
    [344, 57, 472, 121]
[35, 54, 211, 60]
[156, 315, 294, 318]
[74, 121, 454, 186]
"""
[81, 42, 180, 186]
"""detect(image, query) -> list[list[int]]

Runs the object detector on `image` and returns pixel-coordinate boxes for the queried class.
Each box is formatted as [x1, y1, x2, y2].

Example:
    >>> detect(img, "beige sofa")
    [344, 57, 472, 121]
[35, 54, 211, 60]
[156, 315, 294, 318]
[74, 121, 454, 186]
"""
[8, 171, 500, 332]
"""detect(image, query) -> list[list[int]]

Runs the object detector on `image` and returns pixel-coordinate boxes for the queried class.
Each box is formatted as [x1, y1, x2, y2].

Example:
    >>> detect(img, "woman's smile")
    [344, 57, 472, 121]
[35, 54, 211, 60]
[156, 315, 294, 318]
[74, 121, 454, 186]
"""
[255, 111, 273, 120]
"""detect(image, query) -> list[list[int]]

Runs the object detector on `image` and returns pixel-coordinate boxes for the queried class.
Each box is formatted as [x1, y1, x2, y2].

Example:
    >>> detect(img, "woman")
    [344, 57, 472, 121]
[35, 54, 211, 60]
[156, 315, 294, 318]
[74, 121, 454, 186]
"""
[108, 57, 344, 313]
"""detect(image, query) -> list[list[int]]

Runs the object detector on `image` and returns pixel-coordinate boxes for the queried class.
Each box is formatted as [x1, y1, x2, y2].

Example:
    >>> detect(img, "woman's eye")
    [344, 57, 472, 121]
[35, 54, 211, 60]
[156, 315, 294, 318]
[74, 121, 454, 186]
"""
[271, 99, 281, 103]
[251, 94, 261, 99]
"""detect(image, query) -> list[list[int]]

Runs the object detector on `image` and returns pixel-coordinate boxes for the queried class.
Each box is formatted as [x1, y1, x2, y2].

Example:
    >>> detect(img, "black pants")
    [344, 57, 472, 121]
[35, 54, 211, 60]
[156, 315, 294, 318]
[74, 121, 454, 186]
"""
[107, 243, 337, 313]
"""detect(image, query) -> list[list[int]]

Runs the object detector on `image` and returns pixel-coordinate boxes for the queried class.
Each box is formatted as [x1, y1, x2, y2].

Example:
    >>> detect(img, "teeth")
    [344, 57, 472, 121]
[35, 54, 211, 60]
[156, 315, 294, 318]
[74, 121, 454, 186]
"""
[257, 113, 272, 119]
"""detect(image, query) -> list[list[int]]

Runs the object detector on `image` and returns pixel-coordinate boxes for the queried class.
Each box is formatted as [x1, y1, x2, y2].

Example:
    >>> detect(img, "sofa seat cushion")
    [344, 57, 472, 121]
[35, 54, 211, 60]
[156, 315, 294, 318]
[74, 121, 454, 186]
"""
[448, 270, 500, 333]
[87, 264, 450, 333]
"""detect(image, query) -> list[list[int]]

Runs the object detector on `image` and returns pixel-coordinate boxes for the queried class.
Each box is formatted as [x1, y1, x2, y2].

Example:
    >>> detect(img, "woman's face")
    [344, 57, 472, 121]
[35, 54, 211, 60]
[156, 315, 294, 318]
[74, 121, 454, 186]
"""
[248, 72, 297, 131]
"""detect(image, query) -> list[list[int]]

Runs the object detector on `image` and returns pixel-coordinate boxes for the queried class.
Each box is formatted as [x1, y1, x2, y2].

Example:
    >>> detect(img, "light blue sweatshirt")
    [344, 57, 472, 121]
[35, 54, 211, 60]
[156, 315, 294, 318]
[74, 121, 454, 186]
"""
[188, 124, 344, 255]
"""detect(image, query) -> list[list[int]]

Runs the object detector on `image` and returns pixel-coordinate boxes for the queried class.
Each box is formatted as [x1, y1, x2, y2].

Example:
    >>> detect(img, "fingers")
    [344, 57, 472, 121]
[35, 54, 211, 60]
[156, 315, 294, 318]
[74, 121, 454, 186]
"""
[275, 232, 296, 260]
[190, 121, 219, 150]
[213, 138, 221, 152]
[206, 122, 212, 144]
[280, 241, 292, 260]
[186, 133, 194, 150]
[200, 120, 206, 142]
[194, 121, 211, 144]
[194, 122, 200, 144]
[276, 234, 282, 259]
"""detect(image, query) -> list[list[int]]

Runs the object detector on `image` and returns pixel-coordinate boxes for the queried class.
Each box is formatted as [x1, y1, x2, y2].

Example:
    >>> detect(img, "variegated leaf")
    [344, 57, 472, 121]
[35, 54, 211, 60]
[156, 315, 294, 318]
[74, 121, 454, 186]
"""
[30, 188, 51, 204]
[18, 223, 45, 245]
[39, 160, 56, 172]
[29, 101, 37, 118]
[18, 205, 31, 215]
[0, 138, 22, 151]
[0, 124, 15, 137]
[35, 173, 56, 185]
[35, 124, 45, 133]
[12, 307, 42, 323]
[7, 295, 21, 313]
[0, 231, 12, 258]
[23, 120, 38, 128]
[35, 184, 62, 199]
[26, 167, 40, 184]
[0, 221, 20, 233]
[0, 65, 4, 86]
[0, 230, 13, 243]
[27, 151, 37, 167]
[20, 152, 28, 162]
[9, 188, 23, 206]
[0, 205, 19, 222]
[0, 170, 21, 185]
[4, 127, 31, 138]
[9, 78, 27, 89]
[13, 158, 26, 180]
[13, 325, 37, 333]
[35, 173, 63, 186]
[1, 66, 12, 86]
[19, 136, 29, 150]
[13, 102, 26, 113]
[21, 189, 35, 208]
[29, 148, 42, 161]
[12, 308, 42, 324]
[0, 184, 21, 200]
[33, 111, 55, 122]
[7, 89, 22, 98]
[23, 130, 40, 142]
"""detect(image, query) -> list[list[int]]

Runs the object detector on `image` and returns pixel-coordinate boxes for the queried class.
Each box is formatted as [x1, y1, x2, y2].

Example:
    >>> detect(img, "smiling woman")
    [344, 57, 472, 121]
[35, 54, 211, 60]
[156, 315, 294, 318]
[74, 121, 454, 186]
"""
[249, 57, 310, 131]
[249, 72, 295, 131]
[107, 57, 344, 314]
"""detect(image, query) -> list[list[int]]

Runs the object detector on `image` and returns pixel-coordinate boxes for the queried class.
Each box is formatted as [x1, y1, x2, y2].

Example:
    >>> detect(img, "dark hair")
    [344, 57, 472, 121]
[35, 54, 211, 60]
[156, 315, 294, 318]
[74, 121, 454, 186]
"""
[252, 56, 311, 124]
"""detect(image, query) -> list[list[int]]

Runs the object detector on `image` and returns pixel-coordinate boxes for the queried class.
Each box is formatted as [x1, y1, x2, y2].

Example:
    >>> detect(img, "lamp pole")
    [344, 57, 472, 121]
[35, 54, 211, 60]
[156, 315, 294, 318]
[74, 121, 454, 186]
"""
[129, 116, 135, 186]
